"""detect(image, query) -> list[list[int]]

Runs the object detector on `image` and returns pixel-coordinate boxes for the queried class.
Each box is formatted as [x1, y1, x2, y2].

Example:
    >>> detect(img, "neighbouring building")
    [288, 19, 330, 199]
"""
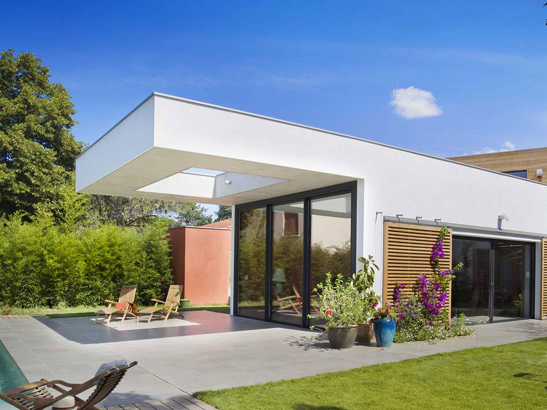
[76, 93, 547, 327]
[168, 222, 231, 306]
[450, 147, 547, 183]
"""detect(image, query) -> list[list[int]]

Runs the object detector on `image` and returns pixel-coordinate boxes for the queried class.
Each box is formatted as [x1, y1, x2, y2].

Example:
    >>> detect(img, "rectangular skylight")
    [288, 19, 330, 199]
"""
[182, 167, 225, 177]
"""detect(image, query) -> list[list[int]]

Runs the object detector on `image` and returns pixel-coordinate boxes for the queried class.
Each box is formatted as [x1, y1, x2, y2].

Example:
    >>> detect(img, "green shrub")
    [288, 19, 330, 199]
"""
[0, 213, 172, 308]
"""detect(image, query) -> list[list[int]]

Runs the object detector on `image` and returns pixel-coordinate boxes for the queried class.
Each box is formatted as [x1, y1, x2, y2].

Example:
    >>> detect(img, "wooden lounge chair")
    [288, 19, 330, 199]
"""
[293, 286, 321, 314]
[0, 361, 137, 410]
[95, 285, 137, 324]
[272, 285, 302, 314]
[137, 285, 184, 323]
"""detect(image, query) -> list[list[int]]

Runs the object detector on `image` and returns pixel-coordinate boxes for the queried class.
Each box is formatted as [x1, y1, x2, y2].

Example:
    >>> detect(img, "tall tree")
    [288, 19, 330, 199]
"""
[0, 50, 83, 218]
[215, 205, 232, 222]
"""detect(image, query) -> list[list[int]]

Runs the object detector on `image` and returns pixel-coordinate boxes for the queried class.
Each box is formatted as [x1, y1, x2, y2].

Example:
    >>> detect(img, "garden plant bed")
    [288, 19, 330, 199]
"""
[195, 337, 547, 410]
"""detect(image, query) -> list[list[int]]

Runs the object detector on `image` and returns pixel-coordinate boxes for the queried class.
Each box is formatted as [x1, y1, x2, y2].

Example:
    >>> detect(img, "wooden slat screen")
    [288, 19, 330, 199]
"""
[383, 222, 452, 313]
[542, 239, 547, 319]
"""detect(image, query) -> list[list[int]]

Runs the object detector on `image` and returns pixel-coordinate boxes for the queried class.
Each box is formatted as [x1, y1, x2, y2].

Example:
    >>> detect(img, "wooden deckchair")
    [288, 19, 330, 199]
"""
[137, 285, 184, 323]
[293, 286, 321, 314]
[272, 285, 302, 314]
[94, 285, 137, 324]
[0, 361, 137, 410]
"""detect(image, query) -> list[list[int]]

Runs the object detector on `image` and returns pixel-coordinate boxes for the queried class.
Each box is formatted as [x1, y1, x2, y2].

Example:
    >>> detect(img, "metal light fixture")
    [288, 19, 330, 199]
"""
[396, 214, 403, 220]
[537, 168, 543, 178]
[498, 214, 509, 230]
[434, 218, 442, 225]
[225, 180, 232, 185]
[416, 216, 422, 223]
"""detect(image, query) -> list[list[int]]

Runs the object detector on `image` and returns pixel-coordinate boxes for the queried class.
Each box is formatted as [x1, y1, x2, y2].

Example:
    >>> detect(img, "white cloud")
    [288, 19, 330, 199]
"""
[390, 86, 442, 119]
[471, 141, 516, 155]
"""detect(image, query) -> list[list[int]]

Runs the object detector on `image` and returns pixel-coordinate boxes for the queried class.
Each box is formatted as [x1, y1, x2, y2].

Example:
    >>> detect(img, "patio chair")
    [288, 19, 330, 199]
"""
[272, 285, 302, 314]
[0, 361, 137, 410]
[94, 285, 137, 324]
[293, 286, 321, 314]
[137, 285, 184, 323]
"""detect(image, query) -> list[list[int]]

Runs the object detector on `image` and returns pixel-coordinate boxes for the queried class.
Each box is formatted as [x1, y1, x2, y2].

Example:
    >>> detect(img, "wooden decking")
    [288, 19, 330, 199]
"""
[97, 395, 217, 410]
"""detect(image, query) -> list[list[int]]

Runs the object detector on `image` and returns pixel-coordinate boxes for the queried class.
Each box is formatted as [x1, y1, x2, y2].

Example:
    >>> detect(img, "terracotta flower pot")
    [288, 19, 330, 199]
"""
[357, 321, 376, 344]
[327, 325, 358, 349]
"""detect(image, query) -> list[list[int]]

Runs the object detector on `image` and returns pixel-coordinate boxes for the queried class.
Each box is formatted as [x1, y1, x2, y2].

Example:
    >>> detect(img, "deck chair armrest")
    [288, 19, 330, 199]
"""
[46, 380, 81, 389]
[277, 295, 298, 301]
[4, 392, 53, 409]
[151, 298, 166, 304]
[105, 300, 117, 304]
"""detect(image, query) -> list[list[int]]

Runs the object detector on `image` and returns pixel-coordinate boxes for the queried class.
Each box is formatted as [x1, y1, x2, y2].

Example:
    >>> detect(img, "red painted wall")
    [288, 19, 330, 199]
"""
[168, 226, 231, 306]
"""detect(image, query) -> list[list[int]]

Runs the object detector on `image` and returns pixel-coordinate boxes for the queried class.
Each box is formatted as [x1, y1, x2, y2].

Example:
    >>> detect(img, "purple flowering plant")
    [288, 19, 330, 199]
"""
[392, 226, 468, 342]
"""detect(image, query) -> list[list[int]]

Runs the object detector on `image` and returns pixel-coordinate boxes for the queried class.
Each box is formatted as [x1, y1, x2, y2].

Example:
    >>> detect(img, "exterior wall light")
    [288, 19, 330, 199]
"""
[396, 214, 403, 220]
[416, 216, 422, 223]
[225, 180, 232, 185]
[498, 214, 509, 230]
[537, 169, 543, 178]
[434, 218, 442, 225]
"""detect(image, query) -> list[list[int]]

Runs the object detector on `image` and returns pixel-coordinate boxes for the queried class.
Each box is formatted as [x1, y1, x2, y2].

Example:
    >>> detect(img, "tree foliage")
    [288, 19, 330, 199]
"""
[215, 205, 232, 222]
[87, 195, 212, 227]
[0, 50, 83, 218]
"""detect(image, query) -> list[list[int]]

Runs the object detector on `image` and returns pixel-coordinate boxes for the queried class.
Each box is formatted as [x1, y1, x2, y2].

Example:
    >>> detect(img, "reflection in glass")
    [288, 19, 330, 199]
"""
[238, 208, 266, 319]
[271, 202, 304, 325]
[493, 242, 531, 320]
[451, 238, 491, 323]
[309, 193, 352, 326]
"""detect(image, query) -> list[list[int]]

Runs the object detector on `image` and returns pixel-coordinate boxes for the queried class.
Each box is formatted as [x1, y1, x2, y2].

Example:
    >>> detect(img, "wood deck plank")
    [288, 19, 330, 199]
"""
[147, 401, 174, 410]
[172, 396, 215, 410]
[132, 402, 156, 410]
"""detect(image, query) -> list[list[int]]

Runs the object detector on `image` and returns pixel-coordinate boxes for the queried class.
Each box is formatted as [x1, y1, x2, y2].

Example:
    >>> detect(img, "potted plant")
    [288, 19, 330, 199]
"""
[312, 273, 365, 349]
[373, 303, 397, 348]
[351, 256, 380, 344]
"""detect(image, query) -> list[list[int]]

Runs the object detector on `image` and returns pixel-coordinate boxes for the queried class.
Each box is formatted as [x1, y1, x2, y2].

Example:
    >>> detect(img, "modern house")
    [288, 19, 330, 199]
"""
[451, 147, 547, 183]
[76, 93, 547, 327]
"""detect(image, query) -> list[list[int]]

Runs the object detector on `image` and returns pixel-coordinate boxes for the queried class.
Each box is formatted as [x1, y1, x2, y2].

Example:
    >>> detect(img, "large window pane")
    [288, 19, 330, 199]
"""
[452, 238, 491, 323]
[309, 193, 352, 326]
[493, 241, 532, 320]
[238, 208, 267, 319]
[271, 202, 304, 325]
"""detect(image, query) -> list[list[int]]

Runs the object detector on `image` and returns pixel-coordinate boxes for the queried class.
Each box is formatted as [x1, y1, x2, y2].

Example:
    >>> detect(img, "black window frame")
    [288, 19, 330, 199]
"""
[233, 181, 357, 327]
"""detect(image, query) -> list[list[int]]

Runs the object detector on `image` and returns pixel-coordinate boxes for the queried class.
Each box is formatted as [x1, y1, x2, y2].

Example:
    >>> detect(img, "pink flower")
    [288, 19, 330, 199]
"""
[326, 309, 333, 315]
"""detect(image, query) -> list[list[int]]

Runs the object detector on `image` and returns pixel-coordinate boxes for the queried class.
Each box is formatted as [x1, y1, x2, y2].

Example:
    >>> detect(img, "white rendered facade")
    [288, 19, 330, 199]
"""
[77, 93, 547, 322]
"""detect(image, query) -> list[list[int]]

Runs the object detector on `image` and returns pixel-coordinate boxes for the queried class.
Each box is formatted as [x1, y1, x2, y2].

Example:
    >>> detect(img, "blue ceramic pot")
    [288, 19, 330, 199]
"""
[374, 317, 396, 348]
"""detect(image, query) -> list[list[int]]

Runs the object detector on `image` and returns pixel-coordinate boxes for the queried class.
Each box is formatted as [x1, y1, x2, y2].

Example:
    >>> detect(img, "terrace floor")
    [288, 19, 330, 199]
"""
[2, 311, 547, 407]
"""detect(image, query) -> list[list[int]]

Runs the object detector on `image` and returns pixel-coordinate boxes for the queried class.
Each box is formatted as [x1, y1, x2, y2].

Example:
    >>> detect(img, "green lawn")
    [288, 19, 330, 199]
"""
[2, 304, 230, 318]
[195, 338, 547, 410]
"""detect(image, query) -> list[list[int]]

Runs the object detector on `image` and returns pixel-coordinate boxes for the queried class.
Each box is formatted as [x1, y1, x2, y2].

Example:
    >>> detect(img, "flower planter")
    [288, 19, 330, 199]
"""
[327, 325, 358, 349]
[373, 317, 396, 348]
[357, 321, 376, 344]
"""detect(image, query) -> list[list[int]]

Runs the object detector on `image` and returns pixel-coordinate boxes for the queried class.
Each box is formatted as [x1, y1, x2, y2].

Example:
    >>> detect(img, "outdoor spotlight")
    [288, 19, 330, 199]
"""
[498, 214, 510, 222]
[396, 214, 403, 220]
[225, 180, 232, 185]
[416, 216, 423, 223]
[537, 168, 543, 178]
[434, 219, 442, 225]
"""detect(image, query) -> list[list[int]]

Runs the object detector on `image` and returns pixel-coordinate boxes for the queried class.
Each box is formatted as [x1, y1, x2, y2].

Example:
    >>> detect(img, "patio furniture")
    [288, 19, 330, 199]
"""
[137, 285, 184, 323]
[0, 361, 137, 410]
[272, 285, 302, 314]
[94, 285, 137, 324]
[293, 286, 321, 314]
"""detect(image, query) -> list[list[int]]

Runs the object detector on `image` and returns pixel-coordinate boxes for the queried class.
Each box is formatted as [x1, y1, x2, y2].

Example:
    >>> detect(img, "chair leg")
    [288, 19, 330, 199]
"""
[106, 314, 112, 324]
[121, 309, 128, 322]
[147, 313, 154, 324]
[164, 309, 171, 321]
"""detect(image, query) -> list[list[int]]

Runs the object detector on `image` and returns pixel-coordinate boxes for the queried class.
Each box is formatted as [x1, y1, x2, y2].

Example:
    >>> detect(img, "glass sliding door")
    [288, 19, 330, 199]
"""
[234, 182, 356, 327]
[271, 202, 304, 325]
[493, 241, 532, 320]
[237, 208, 267, 319]
[309, 193, 352, 327]
[452, 237, 534, 323]
[451, 238, 491, 323]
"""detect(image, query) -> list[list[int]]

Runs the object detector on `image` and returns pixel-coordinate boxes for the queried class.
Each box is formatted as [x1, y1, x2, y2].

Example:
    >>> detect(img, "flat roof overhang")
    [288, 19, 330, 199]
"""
[76, 93, 358, 205]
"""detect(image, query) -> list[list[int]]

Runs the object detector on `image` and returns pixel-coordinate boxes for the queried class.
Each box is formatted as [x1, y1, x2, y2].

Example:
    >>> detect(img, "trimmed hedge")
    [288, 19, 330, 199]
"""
[0, 215, 173, 308]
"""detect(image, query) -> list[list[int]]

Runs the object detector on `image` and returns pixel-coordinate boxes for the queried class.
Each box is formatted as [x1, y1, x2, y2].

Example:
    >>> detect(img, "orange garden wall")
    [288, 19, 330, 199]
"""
[168, 226, 231, 305]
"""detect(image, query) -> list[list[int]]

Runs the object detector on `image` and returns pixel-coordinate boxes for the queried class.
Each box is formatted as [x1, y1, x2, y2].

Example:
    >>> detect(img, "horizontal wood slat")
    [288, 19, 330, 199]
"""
[542, 239, 547, 319]
[383, 222, 452, 318]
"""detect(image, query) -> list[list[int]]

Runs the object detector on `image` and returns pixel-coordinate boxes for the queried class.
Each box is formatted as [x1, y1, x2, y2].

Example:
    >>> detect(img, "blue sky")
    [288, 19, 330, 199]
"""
[2, 1, 547, 159]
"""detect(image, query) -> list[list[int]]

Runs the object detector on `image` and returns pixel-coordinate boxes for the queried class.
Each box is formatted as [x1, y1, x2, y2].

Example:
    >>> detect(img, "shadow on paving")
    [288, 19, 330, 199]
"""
[32, 311, 298, 344]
